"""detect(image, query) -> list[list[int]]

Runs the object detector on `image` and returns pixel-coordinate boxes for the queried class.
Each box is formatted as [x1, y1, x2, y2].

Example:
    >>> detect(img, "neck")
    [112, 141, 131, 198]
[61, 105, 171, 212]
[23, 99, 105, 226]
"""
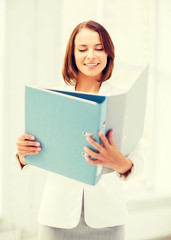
[75, 73, 102, 94]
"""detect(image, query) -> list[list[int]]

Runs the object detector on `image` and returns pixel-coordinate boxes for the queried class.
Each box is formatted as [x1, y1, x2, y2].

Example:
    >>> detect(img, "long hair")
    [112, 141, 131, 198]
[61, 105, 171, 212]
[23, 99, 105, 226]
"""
[62, 20, 115, 85]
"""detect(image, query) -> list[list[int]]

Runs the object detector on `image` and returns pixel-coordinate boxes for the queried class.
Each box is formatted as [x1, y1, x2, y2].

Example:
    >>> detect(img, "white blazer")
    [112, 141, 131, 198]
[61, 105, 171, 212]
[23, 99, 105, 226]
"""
[20, 81, 144, 229]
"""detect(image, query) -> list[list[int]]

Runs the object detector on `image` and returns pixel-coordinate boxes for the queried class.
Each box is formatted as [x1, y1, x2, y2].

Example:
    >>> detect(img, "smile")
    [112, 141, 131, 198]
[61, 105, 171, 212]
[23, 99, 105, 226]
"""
[84, 63, 100, 69]
[84, 63, 99, 66]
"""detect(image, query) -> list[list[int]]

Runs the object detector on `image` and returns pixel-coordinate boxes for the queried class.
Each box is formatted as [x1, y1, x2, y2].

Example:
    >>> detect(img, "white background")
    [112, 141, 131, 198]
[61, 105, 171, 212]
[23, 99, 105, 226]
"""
[0, 0, 171, 239]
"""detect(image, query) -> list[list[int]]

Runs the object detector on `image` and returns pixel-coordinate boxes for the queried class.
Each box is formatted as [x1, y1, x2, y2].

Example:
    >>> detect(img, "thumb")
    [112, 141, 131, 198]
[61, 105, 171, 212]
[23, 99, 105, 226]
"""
[107, 129, 115, 146]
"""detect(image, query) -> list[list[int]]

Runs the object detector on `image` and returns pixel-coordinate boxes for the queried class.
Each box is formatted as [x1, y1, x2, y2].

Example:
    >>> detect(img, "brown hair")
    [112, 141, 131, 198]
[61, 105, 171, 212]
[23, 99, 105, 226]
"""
[62, 20, 115, 85]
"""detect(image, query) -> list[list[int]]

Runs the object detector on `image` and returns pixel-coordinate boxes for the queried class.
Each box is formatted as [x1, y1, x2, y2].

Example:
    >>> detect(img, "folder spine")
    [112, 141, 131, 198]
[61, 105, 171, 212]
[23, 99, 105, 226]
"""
[94, 97, 107, 184]
[99, 97, 107, 134]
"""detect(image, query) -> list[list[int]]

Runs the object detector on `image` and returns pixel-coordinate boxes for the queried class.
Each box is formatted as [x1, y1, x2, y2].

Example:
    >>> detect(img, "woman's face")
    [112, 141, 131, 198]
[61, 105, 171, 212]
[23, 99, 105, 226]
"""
[74, 28, 108, 79]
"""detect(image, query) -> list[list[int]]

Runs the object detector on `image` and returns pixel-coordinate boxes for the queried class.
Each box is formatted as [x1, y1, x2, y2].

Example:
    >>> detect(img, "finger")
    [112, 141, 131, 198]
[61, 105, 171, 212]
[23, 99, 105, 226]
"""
[84, 155, 102, 166]
[17, 146, 42, 152]
[98, 131, 109, 148]
[86, 137, 103, 152]
[83, 146, 99, 159]
[18, 134, 35, 141]
[107, 129, 115, 146]
[17, 140, 41, 147]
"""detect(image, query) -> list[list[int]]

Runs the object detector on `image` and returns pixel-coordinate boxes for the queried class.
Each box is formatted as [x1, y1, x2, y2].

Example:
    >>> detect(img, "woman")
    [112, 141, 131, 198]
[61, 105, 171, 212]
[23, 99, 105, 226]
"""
[16, 20, 143, 240]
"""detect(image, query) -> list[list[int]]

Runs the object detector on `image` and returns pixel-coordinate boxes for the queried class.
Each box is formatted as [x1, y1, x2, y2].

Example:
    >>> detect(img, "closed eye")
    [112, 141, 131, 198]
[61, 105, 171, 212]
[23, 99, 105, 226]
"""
[79, 49, 86, 52]
[96, 48, 103, 51]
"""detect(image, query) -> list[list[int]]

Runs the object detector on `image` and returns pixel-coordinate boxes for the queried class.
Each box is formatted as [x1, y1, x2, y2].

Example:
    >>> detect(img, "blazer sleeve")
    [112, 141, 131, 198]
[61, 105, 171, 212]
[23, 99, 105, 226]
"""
[15, 153, 32, 174]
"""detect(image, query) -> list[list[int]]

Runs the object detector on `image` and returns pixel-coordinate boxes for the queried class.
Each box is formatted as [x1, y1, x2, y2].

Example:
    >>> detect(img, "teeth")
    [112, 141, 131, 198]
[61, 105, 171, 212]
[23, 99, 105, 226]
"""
[85, 63, 98, 66]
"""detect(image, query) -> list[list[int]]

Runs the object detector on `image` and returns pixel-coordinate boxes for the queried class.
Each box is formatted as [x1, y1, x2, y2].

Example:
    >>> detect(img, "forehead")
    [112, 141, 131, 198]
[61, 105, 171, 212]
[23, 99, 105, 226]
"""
[74, 28, 101, 46]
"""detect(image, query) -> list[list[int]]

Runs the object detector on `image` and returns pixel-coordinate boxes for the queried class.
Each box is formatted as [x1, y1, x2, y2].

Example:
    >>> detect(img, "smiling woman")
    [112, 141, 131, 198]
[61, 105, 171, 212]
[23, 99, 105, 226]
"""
[16, 20, 143, 240]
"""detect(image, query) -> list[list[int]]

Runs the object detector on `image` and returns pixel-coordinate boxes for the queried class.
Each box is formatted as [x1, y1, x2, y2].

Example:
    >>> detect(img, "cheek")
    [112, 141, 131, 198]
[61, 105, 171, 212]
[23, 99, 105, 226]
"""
[75, 53, 85, 65]
[100, 53, 108, 66]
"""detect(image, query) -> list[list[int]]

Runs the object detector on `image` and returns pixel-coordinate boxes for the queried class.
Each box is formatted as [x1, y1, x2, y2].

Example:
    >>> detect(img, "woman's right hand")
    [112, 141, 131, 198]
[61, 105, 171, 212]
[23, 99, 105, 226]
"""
[16, 134, 42, 166]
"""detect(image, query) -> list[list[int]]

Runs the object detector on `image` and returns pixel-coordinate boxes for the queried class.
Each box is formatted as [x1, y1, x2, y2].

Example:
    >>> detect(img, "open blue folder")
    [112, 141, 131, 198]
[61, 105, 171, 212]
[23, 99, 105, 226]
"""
[25, 65, 148, 185]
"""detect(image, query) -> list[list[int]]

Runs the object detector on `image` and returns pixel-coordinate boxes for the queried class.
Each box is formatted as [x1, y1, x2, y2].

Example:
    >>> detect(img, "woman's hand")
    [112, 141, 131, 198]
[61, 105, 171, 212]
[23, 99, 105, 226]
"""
[16, 134, 42, 166]
[83, 130, 133, 175]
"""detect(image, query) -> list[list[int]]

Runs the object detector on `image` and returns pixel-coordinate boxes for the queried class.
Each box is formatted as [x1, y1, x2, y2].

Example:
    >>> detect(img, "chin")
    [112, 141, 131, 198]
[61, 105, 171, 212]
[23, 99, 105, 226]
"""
[78, 69, 102, 79]
[85, 71, 102, 77]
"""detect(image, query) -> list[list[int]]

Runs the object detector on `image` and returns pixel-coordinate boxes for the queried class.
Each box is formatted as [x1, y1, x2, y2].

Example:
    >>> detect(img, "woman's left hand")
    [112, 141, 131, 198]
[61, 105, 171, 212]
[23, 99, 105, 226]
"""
[83, 130, 133, 174]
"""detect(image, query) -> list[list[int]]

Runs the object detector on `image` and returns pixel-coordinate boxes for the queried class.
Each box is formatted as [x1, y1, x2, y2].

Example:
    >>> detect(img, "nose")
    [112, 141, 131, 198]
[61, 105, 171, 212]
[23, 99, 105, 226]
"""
[87, 49, 95, 59]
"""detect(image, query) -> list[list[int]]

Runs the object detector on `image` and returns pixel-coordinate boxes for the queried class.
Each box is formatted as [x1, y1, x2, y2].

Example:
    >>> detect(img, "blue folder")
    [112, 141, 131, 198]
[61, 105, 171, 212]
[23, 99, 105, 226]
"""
[25, 87, 107, 185]
[25, 65, 148, 185]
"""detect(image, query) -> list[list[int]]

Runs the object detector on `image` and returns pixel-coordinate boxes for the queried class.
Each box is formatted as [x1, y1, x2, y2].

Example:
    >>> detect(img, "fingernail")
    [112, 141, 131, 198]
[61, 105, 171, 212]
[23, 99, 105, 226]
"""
[83, 146, 88, 151]
[98, 131, 103, 136]
[37, 147, 41, 151]
[31, 136, 35, 140]
[36, 142, 40, 146]
[86, 137, 91, 142]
